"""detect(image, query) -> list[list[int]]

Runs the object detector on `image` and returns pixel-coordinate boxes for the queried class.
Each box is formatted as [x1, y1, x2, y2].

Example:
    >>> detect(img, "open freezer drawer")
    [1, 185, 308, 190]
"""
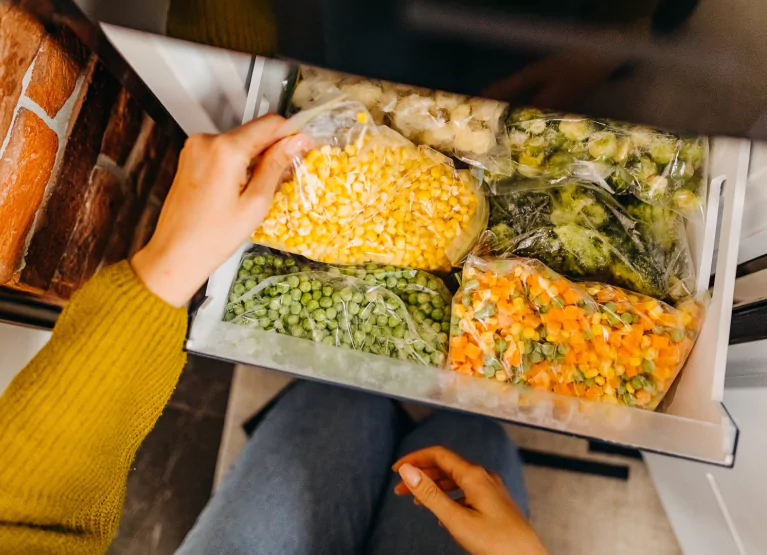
[187, 60, 746, 466]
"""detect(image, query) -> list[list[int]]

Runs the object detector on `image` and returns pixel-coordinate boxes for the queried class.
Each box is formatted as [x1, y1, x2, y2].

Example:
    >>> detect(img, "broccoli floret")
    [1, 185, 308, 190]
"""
[625, 201, 680, 251]
[649, 137, 678, 165]
[559, 117, 592, 141]
[606, 167, 635, 194]
[610, 260, 659, 299]
[680, 138, 705, 169]
[588, 131, 618, 159]
[546, 152, 575, 178]
[551, 186, 609, 228]
[554, 224, 612, 273]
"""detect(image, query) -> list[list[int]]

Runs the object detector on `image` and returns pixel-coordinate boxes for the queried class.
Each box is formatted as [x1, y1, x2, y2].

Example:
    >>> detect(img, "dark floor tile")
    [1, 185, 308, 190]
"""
[107, 358, 233, 555]
[168, 354, 234, 418]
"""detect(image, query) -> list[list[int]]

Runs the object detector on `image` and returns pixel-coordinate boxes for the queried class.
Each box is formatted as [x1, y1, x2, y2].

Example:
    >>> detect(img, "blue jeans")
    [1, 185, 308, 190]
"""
[176, 381, 528, 555]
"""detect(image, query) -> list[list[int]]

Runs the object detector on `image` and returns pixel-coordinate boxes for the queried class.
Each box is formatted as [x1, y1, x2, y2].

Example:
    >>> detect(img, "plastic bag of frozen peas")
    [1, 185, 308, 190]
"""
[225, 248, 453, 366]
[448, 254, 703, 410]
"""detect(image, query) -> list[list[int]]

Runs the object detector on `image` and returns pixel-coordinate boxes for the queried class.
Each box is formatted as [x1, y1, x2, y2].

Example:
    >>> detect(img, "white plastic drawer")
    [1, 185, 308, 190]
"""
[187, 59, 747, 466]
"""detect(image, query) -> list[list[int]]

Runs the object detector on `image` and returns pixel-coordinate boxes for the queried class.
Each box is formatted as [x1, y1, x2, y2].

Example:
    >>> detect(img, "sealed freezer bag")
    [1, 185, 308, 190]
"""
[224, 248, 453, 366]
[252, 97, 488, 272]
[448, 255, 703, 410]
[479, 108, 708, 219]
[290, 65, 508, 161]
[486, 181, 695, 301]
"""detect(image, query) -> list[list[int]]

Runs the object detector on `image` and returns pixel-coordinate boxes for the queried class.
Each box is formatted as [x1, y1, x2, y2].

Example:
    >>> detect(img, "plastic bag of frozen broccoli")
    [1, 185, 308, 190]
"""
[224, 247, 453, 366]
[448, 252, 704, 410]
[252, 94, 488, 273]
[289, 65, 508, 163]
[485, 180, 695, 302]
[475, 108, 708, 221]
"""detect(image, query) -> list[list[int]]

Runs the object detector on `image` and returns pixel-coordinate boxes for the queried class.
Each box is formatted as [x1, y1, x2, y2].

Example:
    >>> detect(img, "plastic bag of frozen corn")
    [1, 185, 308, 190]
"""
[448, 253, 704, 410]
[251, 95, 488, 272]
[224, 246, 453, 366]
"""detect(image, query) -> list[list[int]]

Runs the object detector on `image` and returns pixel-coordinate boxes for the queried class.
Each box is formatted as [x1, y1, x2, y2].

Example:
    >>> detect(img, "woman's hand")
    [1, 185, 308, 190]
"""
[393, 446, 547, 555]
[132, 115, 308, 307]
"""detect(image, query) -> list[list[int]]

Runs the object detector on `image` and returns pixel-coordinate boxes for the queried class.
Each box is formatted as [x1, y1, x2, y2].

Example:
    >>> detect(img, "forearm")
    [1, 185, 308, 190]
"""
[0, 261, 187, 554]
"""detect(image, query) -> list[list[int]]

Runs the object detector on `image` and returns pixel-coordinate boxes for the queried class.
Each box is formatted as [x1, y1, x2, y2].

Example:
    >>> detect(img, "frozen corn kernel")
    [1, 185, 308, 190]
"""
[252, 134, 485, 272]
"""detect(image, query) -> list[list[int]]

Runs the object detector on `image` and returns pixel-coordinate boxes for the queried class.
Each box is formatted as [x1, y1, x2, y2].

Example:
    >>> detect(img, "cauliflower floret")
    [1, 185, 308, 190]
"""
[503, 130, 529, 150]
[421, 122, 456, 150]
[469, 97, 507, 123]
[559, 117, 592, 141]
[339, 81, 382, 110]
[628, 127, 655, 149]
[520, 118, 546, 135]
[292, 78, 339, 109]
[453, 120, 496, 155]
[378, 85, 399, 113]
[588, 131, 618, 159]
[449, 103, 472, 125]
[435, 91, 467, 111]
[392, 94, 439, 138]
[649, 137, 678, 165]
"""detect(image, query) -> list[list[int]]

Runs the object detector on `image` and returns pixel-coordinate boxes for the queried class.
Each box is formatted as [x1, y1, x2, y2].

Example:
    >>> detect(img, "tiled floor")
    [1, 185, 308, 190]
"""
[107, 355, 234, 555]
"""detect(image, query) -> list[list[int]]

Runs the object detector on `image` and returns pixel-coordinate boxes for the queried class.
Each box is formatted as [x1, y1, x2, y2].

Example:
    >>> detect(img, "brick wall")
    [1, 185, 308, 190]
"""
[0, 5, 180, 301]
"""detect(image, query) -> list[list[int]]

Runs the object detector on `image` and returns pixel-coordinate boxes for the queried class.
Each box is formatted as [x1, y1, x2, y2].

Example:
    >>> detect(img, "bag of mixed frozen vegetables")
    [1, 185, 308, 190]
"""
[252, 95, 488, 273]
[225, 247, 453, 366]
[485, 180, 695, 301]
[290, 65, 508, 163]
[448, 254, 703, 410]
[479, 108, 708, 219]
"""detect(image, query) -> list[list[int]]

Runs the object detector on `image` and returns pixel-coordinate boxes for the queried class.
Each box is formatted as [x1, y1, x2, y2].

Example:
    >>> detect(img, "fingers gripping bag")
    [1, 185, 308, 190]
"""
[486, 180, 696, 301]
[448, 253, 704, 410]
[224, 247, 453, 366]
[479, 108, 708, 220]
[289, 65, 508, 161]
[252, 95, 488, 273]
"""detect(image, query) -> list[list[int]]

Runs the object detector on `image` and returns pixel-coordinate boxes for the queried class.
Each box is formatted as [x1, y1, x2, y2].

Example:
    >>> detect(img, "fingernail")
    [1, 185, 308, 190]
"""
[399, 463, 421, 487]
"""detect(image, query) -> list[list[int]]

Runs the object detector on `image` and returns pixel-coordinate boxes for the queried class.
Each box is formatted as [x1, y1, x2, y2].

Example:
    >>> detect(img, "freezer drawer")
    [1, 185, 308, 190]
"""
[187, 61, 746, 466]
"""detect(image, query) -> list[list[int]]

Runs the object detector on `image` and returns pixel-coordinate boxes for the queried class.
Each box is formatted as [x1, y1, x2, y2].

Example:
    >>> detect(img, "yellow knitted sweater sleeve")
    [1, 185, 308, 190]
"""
[0, 261, 188, 554]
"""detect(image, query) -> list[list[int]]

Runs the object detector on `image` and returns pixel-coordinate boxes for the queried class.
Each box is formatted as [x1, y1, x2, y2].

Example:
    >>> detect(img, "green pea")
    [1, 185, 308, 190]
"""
[388, 315, 401, 327]
[415, 275, 427, 287]
[441, 321, 450, 333]
[259, 317, 270, 328]
[432, 296, 445, 309]
[254, 255, 266, 266]
[415, 293, 429, 305]
[584, 377, 596, 387]
[242, 258, 254, 270]
[237, 269, 249, 279]
[319, 297, 333, 308]
[252, 265, 263, 276]
[233, 283, 246, 295]
[262, 268, 274, 278]
[327, 320, 338, 331]
[310, 280, 321, 291]
[290, 325, 304, 337]
[352, 292, 365, 304]
[418, 303, 432, 315]
[224, 312, 235, 322]
[413, 310, 425, 323]
[244, 279, 258, 291]
[313, 308, 327, 322]
[325, 307, 337, 320]
[252, 306, 267, 317]
[267, 309, 279, 321]
[376, 315, 389, 326]
[297, 281, 310, 293]
[642, 359, 655, 373]
[334, 302, 345, 314]
[557, 344, 569, 355]
[311, 290, 321, 301]
[233, 305, 245, 315]
[301, 318, 313, 331]
[396, 279, 408, 290]
[290, 303, 302, 315]
[290, 289, 302, 301]
[431, 322, 441, 333]
[284, 258, 295, 267]
[583, 328, 594, 340]
[332, 292, 342, 303]
[285, 314, 299, 326]
[348, 302, 360, 315]
[604, 302, 617, 314]
[340, 288, 353, 302]
[353, 329, 366, 345]
[298, 292, 311, 305]
[273, 257, 284, 268]
[438, 332, 449, 344]
[630, 376, 643, 390]
[607, 314, 621, 327]
[384, 276, 396, 288]
[671, 329, 685, 342]
[307, 300, 320, 312]
[322, 285, 334, 297]
[273, 319, 284, 331]
[362, 321, 373, 333]
[431, 308, 444, 321]
[407, 293, 419, 305]
[356, 269, 367, 278]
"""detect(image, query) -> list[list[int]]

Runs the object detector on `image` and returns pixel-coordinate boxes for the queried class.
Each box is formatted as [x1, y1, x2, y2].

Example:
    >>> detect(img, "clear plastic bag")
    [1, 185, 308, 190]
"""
[289, 65, 508, 160]
[478, 108, 708, 220]
[486, 181, 695, 301]
[224, 247, 453, 366]
[252, 95, 488, 272]
[448, 255, 704, 410]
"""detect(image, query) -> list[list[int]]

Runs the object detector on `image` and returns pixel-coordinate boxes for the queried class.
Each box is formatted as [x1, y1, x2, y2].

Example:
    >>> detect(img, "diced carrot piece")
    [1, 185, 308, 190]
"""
[564, 305, 581, 320]
[451, 349, 466, 363]
[451, 335, 468, 350]
[506, 350, 521, 366]
[625, 365, 638, 378]
[607, 377, 620, 389]
[586, 386, 603, 400]
[563, 289, 580, 305]
[609, 333, 622, 348]
[464, 343, 482, 360]
[651, 335, 670, 349]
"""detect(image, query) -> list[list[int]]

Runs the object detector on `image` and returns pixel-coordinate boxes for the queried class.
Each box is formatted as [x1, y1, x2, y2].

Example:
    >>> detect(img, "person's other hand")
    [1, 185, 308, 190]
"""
[132, 115, 309, 306]
[393, 446, 547, 555]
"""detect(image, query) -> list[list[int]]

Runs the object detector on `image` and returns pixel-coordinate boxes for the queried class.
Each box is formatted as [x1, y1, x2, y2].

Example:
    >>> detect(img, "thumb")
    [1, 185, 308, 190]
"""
[399, 463, 466, 530]
[242, 134, 309, 210]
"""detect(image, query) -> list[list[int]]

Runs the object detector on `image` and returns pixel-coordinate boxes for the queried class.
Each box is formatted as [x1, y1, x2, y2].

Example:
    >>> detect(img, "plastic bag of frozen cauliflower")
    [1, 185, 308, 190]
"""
[252, 96, 488, 272]
[290, 66, 508, 161]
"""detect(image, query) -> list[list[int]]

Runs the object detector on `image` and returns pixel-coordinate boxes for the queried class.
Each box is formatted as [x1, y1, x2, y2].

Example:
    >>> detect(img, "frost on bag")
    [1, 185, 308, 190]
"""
[289, 65, 507, 162]
[486, 181, 695, 301]
[479, 108, 708, 220]
[252, 95, 488, 272]
[224, 247, 453, 366]
[448, 255, 703, 410]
